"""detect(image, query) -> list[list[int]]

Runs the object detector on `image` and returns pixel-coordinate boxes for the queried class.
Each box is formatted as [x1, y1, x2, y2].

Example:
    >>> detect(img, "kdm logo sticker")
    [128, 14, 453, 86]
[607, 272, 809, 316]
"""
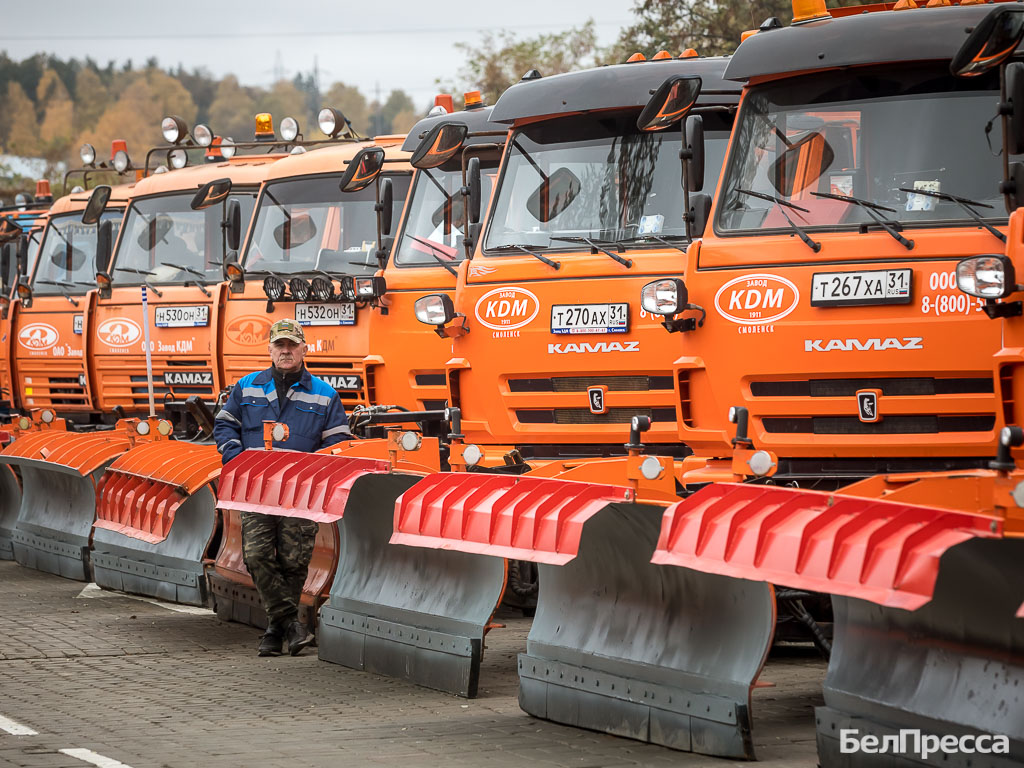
[97, 318, 142, 347]
[18, 323, 58, 351]
[714, 274, 800, 325]
[474, 286, 540, 331]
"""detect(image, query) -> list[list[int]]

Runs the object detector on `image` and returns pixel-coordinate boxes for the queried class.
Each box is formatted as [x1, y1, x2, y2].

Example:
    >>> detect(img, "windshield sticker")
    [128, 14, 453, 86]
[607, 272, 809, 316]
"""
[906, 180, 940, 212]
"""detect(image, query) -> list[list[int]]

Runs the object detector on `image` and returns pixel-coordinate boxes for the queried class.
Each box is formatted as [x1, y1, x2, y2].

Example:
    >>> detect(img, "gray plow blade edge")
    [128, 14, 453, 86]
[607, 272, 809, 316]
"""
[0, 464, 20, 559]
[817, 537, 1024, 767]
[318, 473, 507, 698]
[520, 502, 775, 760]
[91, 486, 217, 606]
[6, 458, 109, 581]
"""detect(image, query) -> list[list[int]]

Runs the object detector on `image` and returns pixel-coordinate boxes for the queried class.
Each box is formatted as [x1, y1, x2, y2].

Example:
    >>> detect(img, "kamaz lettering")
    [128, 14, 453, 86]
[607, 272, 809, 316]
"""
[548, 341, 640, 354]
[162, 371, 214, 386]
[804, 337, 924, 352]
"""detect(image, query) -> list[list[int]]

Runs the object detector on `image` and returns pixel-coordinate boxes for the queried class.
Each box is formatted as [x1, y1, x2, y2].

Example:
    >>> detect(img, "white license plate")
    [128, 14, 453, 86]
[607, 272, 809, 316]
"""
[73, 315, 83, 334]
[811, 269, 912, 307]
[295, 303, 355, 326]
[551, 303, 629, 334]
[155, 305, 210, 327]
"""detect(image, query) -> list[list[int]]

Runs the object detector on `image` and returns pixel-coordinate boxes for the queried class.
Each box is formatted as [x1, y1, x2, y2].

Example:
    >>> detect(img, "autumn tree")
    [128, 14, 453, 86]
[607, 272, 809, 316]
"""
[443, 21, 600, 105]
[207, 75, 257, 142]
[37, 69, 75, 164]
[370, 89, 416, 135]
[2, 82, 39, 156]
[261, 80, 309, 134]
[73, 67, 110, 135]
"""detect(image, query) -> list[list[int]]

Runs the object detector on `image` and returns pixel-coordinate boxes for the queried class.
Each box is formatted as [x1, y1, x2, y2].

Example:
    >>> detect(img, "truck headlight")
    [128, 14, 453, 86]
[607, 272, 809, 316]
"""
[957, 254, 1015, 299]
[640, 278, 688, 315]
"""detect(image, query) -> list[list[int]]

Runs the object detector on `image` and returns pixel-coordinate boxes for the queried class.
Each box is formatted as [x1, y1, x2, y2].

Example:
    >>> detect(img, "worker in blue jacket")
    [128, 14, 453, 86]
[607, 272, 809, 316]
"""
[214, 318, 351, 657]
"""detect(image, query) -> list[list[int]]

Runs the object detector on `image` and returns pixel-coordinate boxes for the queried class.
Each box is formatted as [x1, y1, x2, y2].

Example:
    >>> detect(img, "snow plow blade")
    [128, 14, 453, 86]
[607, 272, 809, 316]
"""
[0, 464, 20, 559]
[0, 429, 131, 580]
[91, 441, 221, 606]
[655, 481, 1024, 764]
[818, 537, 1024, 766]
[211, 450, 390, 628]
[652, 482, 997, 609]
[319, 472, 507, 699]
[391, 472, 775, 756]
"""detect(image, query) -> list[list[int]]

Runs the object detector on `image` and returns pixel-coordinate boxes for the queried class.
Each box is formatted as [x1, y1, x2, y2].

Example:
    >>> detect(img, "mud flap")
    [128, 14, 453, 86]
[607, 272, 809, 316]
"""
[0, 464, 20, 559]
[520, 502, 774, 759]
[318, 473, 507, 698]
[816, 537, 1024, 767]
[91, 442, 221, 606]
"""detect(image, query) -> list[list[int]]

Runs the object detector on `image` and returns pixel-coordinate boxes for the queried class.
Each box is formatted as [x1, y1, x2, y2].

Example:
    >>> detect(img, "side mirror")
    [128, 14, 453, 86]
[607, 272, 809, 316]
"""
[410, 122, 469, 169]
[769, 131, 835, 197]
[191, 177, 232, 210]
[467, 156, 482, 225]
[688, 193, 712, 239]
[96, 220, 113, 275]
[951, 5, 1024, 77]
[637, 75, 702, 132]
[1, 243, 11, 295]
[1008, 62, 1024, 155]
[683, 115, 705, 192]
[81, 185, 112, 225]
[378, 177, 394, 237]
[225, 198, 242, 251]
[527, 166, 580, 223]
[1003, 161, 1024, 213]
[16, 236, 27, 279]
[340, 146, 385, 193]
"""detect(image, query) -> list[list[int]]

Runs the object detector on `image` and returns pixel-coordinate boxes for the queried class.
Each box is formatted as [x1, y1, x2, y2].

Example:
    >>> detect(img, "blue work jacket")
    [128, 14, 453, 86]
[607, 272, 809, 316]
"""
[213, 366, 350, 465]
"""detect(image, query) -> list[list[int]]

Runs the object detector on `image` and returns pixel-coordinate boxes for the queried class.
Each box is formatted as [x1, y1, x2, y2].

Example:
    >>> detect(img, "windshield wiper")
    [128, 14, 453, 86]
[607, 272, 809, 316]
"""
[35, 279, 81, 306]
[617, 234, 689, 253]
[735, 188, 821, 252]
[810, 191, 914, 250]
[896, 187, 1006, 244]
[114, 266, 164, 297]
[549, 236, 632, 268]
[407, 236, 458, 276]
[160, 262, 212, 296]
[489, 243, 561, 270]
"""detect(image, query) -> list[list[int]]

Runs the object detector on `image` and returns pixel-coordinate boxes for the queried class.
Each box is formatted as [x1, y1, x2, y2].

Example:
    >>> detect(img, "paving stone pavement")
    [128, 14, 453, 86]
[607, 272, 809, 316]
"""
[0, 561, 826, 768]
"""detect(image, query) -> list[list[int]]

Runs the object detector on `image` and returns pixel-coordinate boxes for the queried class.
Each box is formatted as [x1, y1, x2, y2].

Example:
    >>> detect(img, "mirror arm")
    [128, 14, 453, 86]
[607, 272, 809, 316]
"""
[680, 147, 693, 241]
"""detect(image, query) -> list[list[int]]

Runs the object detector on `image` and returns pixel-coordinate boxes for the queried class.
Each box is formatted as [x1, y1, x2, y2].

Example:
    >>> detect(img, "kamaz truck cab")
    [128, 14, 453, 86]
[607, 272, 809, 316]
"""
[639, 0, 1018, 485]
[220, 135, 411, 409]
[12, 183, 132, 420]
[415, 55, 738, 463]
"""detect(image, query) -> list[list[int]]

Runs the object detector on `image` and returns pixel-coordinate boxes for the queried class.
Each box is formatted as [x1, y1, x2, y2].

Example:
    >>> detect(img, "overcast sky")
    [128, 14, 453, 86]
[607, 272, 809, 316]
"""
[0, 1, 632, 108]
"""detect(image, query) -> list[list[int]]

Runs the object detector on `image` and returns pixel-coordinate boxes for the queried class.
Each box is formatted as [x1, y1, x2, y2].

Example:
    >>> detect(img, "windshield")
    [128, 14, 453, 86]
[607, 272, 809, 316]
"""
[33, 212, 122, 294]
[113, 191, 256, 284]
[483, 111, 730, 251]
[717, 65, 1014, 234]
[393, 159, 498, 266]
[243, 172, 411, 276]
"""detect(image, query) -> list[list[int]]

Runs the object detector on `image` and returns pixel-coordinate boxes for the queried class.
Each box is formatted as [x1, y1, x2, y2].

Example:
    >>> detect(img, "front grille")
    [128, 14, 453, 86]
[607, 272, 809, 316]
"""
[517, 407, 677, 425]
[762, 415, 995, 434]
[751, 377, 993, 397]
[509, 375, 674, 393]
[677, 372, 693, 427]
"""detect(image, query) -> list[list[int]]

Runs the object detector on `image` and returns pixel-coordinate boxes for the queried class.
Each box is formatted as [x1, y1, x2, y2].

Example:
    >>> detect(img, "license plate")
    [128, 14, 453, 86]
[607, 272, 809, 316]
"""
[811, 269, 912, 307]
[73, 315, 83, 334]
[551, 303, 629, 334]
[295, 303, 355, 326]
[155, 305, 210, 327]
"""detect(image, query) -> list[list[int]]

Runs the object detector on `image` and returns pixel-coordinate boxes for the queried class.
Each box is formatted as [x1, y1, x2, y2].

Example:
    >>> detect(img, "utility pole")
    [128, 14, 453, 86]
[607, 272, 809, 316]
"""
[274, 50, 285, 83]
[374, 80, 382, 134]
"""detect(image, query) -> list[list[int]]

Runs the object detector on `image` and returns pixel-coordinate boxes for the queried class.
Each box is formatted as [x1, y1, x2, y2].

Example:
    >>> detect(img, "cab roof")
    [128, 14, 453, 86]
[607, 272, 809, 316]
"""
[261, 135, 411, 182]
[402, 105, 506, 152]
[129, 155, 280, 198]
[490, 56, 739, 124]
[48, 182, 135, 215]
[726, 3, 1017, 82]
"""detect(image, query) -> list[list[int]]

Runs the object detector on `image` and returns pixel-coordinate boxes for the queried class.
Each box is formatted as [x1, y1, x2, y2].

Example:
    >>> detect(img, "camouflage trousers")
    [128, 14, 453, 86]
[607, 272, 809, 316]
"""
[240, 511, 318, 631]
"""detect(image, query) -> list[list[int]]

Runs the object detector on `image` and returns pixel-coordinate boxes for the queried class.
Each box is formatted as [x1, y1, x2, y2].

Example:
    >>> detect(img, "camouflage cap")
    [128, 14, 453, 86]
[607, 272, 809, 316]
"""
[269, 318, 305, 344]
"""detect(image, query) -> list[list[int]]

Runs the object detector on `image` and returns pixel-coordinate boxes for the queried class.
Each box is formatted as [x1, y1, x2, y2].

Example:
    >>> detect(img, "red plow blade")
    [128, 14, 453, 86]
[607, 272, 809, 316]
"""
[392, 472, 633, 564]
[218, 449, 391, 522]
[653, 482, 998, 610]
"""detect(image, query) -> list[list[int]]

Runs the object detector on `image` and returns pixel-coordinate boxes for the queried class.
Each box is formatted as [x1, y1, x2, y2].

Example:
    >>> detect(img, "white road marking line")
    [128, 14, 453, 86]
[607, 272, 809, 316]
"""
[75, 583, 214, 616]
[59, 749, 134, 768]
[0, 714, 37, 735]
